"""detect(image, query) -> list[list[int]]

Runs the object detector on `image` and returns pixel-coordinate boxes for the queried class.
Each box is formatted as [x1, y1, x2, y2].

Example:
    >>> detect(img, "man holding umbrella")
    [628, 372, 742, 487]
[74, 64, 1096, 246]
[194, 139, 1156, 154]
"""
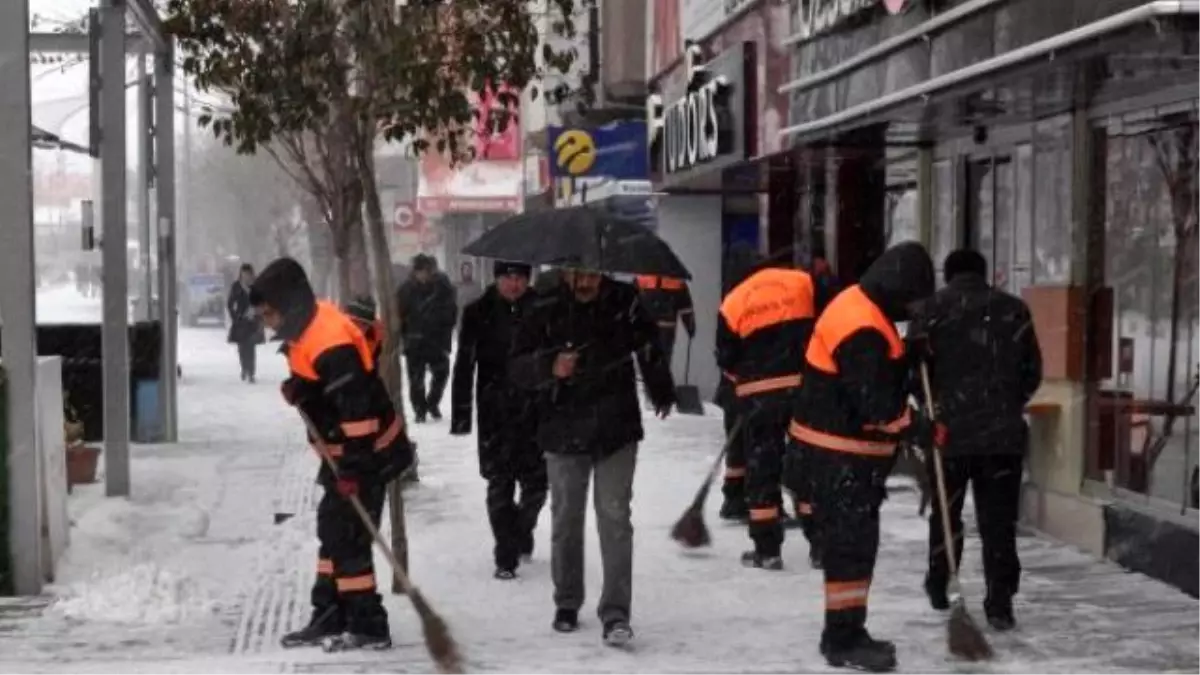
[462, 205, 685, 647]
[509, 264, 675, 647]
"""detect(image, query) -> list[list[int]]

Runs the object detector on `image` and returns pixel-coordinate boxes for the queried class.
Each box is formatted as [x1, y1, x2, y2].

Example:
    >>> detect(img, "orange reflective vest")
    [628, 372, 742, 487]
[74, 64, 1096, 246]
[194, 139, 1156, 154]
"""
[789, 285, 909, 456]
[717, 267, 815, 397]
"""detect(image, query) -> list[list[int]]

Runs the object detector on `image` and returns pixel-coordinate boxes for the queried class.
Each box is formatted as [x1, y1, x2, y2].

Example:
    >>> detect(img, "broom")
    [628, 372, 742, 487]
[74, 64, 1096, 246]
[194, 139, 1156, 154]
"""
[918, 362, 994, 662]
[671, 415, 746, 548]
[298, 412, 463, 674]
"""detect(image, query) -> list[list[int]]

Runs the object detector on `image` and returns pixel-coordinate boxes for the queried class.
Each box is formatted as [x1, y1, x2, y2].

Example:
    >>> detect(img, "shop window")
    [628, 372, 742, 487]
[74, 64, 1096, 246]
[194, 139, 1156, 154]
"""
[885, 156, 918, 249]
[1032, 119, 1072, 284]
[931, 158, 957, 283]
[1094, 115, 1198, 508]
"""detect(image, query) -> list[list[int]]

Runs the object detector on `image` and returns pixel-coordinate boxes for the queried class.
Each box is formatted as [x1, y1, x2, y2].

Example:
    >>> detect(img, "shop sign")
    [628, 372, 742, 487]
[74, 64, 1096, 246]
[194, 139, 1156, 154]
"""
[793, 0, 909, 42]
[648, 42, 751, 183]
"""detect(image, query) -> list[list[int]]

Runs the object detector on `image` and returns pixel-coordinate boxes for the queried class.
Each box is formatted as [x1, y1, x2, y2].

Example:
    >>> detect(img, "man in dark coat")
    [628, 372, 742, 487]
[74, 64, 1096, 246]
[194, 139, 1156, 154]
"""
[787, 242, 939, 672]
[450, 261, 546, 580]
[908, 249, 1042, 632]
[510, 267, 676, 648]
[227, 263, 265, 382]
[395, 254, 457, 422]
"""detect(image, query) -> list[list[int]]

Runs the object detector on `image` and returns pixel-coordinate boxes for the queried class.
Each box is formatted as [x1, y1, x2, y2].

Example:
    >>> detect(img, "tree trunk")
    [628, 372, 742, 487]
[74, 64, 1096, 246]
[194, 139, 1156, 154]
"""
[358, 145, 406, 413]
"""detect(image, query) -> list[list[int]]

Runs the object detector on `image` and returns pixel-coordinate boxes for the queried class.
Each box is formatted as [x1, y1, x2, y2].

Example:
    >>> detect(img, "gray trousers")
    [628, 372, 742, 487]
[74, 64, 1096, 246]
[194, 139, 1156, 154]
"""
[546, 444, 637, 623]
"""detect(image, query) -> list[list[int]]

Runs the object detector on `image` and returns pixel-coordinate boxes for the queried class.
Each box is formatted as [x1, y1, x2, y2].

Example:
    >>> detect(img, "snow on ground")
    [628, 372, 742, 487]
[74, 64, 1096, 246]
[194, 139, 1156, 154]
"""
[0, 285, 1196, 673]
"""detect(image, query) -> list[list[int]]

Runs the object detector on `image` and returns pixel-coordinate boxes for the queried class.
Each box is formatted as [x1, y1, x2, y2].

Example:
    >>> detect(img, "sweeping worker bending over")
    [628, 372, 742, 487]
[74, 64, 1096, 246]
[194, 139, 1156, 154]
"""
[251, 257, 415, 652]
[787, 242, 939, 672]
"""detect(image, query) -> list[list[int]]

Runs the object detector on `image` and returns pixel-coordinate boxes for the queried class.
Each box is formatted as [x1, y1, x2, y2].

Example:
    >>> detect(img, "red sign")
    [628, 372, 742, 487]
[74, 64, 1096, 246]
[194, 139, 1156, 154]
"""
[472, 83, 520, 161]
[393, 202, 422, 231]
[882, 0, 909, 14]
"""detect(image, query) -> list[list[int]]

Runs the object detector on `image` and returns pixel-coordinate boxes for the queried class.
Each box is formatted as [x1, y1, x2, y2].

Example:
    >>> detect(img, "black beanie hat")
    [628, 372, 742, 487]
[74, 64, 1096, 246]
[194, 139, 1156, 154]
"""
[494, 260, 532, 278]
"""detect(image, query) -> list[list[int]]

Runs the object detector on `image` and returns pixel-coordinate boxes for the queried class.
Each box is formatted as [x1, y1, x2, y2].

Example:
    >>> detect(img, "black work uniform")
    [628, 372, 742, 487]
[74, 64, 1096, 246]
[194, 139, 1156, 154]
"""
[909, 272, 1042, 610]
[635, 275, 695, 365]
[284, 301, 413, 638]
[451, 286, 547, 572]
[717, 266, 816, 559]
[790, 283, 912, 649]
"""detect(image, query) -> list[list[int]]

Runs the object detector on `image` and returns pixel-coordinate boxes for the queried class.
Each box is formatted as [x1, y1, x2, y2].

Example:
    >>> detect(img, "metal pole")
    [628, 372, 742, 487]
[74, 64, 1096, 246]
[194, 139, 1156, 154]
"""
[137, 54, 153, 322]
[181, 78, 192, 272]
[101, 0, 131, 497]
[155, 43, 178, 443]
[0, 0, 45, 595]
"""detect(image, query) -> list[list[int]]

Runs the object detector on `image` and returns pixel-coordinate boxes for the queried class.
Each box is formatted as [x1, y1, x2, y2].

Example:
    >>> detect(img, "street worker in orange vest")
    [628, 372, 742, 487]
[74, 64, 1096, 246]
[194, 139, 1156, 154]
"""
[250, 257, 415, 653]
[716, 256, 817, 570]
[787, 242, 941, 673]
[634, 274, 695, 364]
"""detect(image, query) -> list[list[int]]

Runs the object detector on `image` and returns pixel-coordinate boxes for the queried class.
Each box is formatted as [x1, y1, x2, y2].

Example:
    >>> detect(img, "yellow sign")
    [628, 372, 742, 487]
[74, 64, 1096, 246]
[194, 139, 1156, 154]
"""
[553, 129, 596, 176]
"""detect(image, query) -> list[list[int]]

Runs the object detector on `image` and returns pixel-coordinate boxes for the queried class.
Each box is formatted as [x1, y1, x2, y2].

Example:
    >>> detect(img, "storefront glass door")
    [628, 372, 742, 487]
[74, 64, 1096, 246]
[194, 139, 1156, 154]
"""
[966, 155, 1020, 293]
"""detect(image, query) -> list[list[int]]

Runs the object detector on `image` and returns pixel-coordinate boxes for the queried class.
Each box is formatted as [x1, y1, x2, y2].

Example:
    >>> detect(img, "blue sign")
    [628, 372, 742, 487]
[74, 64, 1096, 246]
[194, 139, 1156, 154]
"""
[547, 121, 648, 180]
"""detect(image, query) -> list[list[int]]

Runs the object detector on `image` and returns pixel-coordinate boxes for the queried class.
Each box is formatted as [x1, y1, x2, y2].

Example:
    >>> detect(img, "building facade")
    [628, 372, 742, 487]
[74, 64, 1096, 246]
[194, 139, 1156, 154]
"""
[777, 0, 1198, 594]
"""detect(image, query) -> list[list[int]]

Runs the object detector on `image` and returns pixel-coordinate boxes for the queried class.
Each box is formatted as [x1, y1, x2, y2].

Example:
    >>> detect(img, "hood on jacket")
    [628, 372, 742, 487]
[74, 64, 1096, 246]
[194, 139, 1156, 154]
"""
[249, 257, 317, 341]
[858, 241, 935, 322]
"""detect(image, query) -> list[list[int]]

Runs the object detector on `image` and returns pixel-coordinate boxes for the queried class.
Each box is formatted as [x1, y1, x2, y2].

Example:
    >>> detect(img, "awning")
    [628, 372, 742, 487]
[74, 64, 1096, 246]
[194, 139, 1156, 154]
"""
[778, 0, 1200, 144]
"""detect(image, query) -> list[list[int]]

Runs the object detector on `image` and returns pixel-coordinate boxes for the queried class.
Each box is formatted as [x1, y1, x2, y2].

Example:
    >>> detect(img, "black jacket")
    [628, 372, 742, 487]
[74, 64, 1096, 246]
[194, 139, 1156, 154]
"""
[226, 281, 265, 345]
[396, 272, 457, 355]
[451, 286, 541, 478]
[792, 242, 936, 448]
[250, 258, 414, 485]
[909, 273, 1043, 456]
[509, 278, 676, 458]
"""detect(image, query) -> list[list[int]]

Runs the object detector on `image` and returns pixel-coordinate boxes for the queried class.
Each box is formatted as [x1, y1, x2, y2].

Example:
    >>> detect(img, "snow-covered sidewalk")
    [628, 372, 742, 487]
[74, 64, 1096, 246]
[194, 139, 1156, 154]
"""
[1, 324, 1196, 673]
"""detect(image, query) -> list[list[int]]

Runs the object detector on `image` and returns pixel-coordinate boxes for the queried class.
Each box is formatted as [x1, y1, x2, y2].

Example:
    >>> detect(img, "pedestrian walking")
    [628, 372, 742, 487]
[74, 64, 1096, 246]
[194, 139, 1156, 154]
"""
[450, 261, 546, 580]
[908, 249, 1042, 631]
[717, 257, 817, 570]
[227, 263, 265, 382]
[787, 241, 939, 672]
[396, 254, 457, 422]
[634, 274, 695, 364]
[250, 257, 416, 652]
[509, 266, 676, 647]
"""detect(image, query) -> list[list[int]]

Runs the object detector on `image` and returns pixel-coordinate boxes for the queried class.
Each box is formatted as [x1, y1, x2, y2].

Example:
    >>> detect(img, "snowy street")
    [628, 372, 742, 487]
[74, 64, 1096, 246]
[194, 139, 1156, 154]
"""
[0, 292, 1196, 673]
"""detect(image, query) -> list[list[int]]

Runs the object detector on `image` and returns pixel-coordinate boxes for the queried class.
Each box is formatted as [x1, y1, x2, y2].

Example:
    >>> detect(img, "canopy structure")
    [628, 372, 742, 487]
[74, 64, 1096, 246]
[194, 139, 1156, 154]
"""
[1, 0, 178, 597]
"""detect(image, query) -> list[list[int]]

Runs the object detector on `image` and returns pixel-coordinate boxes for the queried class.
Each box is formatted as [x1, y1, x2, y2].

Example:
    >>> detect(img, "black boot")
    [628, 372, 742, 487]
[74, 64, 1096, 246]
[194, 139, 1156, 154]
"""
[323, 597, 392, 652]
[281, 606, 344, 648]
[552, 608, 579, 633]
[428, 405, 443, 421]
[820, 631, 897, 672]
[740, 550, 783, 571]
[984, 593, 1015, 631]
[602, 618, 634, 647]
[924, 575, 950, 611]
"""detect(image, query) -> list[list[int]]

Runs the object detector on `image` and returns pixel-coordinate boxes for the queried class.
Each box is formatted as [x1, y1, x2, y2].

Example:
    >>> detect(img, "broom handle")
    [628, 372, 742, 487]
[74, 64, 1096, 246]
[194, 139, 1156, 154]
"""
[919, 362, 960, 581]
[299, 412, 417, 597]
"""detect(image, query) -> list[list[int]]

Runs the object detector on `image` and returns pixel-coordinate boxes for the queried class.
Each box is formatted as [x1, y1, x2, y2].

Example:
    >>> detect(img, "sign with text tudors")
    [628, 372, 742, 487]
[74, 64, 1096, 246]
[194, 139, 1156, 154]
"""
[648, 42, 753, 186]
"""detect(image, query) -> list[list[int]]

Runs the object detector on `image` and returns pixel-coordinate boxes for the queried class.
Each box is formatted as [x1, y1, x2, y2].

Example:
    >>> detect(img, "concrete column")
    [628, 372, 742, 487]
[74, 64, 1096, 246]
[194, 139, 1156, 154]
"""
[0, 0, 45, 595]
[155, 44, 178, 443]
[101, 0, 131, 497]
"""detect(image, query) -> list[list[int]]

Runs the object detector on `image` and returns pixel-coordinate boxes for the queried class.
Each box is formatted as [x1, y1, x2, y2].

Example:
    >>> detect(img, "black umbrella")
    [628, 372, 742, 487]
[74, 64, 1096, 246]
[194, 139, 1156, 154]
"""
[460, 205, 691, 280]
